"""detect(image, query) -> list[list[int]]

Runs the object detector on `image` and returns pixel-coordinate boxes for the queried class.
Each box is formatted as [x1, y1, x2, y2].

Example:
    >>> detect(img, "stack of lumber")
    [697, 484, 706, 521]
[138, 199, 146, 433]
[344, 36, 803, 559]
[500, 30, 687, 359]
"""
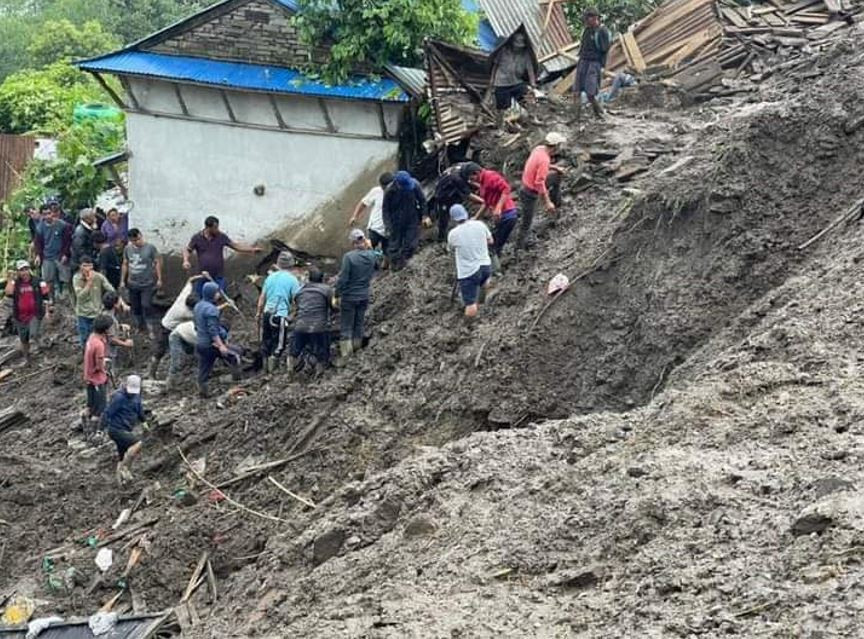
[554, 0, 861, 96]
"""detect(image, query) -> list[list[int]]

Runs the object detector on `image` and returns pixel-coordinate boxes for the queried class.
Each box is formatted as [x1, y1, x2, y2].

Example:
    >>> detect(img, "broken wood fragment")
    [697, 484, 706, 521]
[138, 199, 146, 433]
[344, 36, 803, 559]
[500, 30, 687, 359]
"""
[267, 476, 316, 509]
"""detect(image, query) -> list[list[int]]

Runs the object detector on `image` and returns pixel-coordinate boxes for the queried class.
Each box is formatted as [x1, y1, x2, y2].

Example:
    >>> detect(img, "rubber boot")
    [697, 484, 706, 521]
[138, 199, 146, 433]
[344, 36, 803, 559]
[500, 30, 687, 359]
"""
[265, 356, 276, 374]
[573, 100, 583, 124]
[286, 356, 297, 376]
[352, 338, 363, 353]
[335, 340, 353, 367]
[490, 252, 502, 275]
[590, 97, 605, 120]
[147, 357, 159, 380]
[163, 373, 177, 394]
[198, 382, 209, 399]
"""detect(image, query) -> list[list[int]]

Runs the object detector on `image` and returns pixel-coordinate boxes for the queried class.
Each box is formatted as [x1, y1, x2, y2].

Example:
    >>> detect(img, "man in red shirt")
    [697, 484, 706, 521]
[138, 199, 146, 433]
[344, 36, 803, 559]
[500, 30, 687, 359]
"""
[4, 260, 50, 364]
[517, 132, 567, 250]
[465, 166, 519, 270]
[83, 315, 113, 436]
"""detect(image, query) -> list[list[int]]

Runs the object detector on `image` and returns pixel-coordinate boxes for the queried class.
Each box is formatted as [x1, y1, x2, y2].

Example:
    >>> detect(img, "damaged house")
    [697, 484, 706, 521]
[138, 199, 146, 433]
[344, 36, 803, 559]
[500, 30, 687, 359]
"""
[77, 0, 409, 258]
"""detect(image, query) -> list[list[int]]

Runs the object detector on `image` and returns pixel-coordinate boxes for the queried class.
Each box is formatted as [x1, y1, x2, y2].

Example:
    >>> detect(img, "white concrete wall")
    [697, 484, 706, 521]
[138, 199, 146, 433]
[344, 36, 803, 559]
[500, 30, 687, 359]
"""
[123, 80, 404, 257]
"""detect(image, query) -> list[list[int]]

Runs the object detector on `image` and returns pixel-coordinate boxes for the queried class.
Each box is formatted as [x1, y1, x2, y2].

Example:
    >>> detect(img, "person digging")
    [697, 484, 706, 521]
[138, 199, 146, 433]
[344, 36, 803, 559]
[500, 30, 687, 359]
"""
[103, 374, 148, 484]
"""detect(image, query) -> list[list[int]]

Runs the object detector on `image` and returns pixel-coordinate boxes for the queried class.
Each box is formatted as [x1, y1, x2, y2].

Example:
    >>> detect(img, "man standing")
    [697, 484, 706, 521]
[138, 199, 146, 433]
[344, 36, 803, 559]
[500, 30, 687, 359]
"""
[447, 205, 494, 320]
[433, 163, 478, 243]
[70, 209, 99, 274]
[194, 281, 240, 398]
[290, 268, 335, 372]
[517, 132, 566, 250]
[4, 261, 50, 364]
[350, 172, 394, 259]
[383, 171, 428, 271]
[465, 165, 519, 269]
[103, 374, 147, 484]
[122, 228, 163, 334]
[34, 206, 70, 302]
[74, 257, 122, 347]
[148, 275, 203, 380]
[574, 9, 611, 120]
[183, 216, 262, 296]
[492, 31, 537, 128]
[100, 208, 128, 245]
[83, 314, 113, 436]
[336, 229, 379, 362]
[97, 232, 123, 289]
[256, 251, 300, 372]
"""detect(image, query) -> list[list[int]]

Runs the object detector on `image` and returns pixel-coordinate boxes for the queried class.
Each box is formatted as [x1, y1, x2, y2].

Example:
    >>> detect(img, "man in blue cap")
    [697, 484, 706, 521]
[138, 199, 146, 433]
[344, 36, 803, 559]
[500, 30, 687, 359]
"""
[383, 170, 428, 271]
[447, 204, 493, 320]
[194, 281, 240, 397]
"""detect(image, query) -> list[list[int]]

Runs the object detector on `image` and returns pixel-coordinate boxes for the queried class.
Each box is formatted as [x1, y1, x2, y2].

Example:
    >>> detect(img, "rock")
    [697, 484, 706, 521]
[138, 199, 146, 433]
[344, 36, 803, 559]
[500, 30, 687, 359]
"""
[545, 565, 604, 590]
[627, 466, 649, 478]
[404, 516, 437, 538]
[791, 512, 832, 536]
[312, 529, 345, 565]
[811, 477, 854, 499]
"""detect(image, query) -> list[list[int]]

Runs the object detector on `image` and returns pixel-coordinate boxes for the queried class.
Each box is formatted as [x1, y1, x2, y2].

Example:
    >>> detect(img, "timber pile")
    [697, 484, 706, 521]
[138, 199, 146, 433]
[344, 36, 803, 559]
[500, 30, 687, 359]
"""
[554, 0, 861, 96]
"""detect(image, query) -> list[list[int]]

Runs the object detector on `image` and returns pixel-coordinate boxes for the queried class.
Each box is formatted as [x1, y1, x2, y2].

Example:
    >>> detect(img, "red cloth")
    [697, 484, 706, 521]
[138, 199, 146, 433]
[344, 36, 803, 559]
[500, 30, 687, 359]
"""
[83, 334, 108, 385]
[15, 282, 37, 323]
[478, 169, 516, 214]
[521, 145, 551, 195]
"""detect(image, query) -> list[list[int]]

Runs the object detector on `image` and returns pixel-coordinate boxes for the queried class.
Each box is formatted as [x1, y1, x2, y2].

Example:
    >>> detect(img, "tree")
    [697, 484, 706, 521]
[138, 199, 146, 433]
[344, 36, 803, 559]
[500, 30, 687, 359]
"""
[26, 19, 120, 68]
[564, 0, 659, 40]
[294, 0, 478, 83]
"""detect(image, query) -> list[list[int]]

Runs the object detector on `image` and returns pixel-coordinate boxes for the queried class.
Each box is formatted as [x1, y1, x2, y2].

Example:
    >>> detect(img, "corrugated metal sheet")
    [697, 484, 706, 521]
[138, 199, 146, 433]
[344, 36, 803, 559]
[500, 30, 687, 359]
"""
[461, 0, 501, 50]
[0, 134, 35, 203]
[79, 51, 409, 103]
[0, 613, 169, 639]
[385, 65, 427, 99]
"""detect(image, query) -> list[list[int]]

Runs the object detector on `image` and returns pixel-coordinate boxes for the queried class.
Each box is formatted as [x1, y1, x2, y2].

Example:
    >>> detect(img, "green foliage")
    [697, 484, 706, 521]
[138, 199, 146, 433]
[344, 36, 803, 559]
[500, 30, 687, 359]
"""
[564, 0, 659, 39]
[26, 19, 120, 68]
[0, 62, 109, 134]
[294, 0, 478, 83]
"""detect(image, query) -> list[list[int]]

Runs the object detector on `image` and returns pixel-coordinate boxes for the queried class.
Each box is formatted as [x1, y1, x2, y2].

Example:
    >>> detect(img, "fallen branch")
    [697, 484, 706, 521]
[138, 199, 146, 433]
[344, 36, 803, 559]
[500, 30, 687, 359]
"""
[96, 518, 160, 548]
[267, 476, 316, 509]
[798, 197, 864, 250]
[144, 432, 217, 474]
[473, 340, 491, 368]
[215, 446, 324, 490]
[182, 552, 209, 603]
[206, 559, 218, 602]
[178, 447, 287, 524]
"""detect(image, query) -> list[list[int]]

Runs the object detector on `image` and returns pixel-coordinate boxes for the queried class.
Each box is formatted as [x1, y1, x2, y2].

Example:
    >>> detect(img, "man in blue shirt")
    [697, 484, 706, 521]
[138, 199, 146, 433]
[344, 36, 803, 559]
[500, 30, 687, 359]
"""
[194, 281, 241, 397]
[103, 374, 146, 484]
[256, 251, 300, 373]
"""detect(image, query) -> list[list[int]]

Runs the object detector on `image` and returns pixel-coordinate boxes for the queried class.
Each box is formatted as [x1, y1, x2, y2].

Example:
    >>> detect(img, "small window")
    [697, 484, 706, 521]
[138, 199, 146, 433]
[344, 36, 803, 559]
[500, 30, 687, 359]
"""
[245, 10, 270, 23]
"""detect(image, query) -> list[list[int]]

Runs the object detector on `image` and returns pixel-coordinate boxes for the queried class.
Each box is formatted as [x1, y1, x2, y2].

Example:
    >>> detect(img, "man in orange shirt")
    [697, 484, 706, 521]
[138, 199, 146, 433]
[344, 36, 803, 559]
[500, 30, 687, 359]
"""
[83, 315, 113, 436]
[517, 132, 566, 250]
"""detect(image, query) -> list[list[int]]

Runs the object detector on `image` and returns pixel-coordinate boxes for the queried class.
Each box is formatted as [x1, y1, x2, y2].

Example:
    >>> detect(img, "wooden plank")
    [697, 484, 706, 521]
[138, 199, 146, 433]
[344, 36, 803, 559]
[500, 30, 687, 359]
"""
[665, 26, 722, 68]
[721, 6, 749, 27]
[619, 33, 635, 68]
[622, 31, 647, 71]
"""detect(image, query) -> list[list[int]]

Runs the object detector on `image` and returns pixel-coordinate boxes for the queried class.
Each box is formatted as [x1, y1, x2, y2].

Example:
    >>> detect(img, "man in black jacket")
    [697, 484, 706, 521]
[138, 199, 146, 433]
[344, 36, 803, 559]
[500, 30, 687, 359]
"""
[335, 230, 380, 362]
[71, 208, 98, 274]
[383, 171, 428, 270]
[574, 8, 611, 120]
[432, 163, 479, 243]
[290, 268, 335, 372]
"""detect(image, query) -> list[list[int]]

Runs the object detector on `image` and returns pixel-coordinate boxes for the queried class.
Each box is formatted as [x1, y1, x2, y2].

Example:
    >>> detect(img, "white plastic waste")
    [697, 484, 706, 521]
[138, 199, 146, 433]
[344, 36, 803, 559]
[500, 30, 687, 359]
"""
[25, 616, 63, 639]
[111, 508, 131, 530]
[88, 611, 118, 636]
[95, 548, 113, 572]
[547, 273, 571, 296]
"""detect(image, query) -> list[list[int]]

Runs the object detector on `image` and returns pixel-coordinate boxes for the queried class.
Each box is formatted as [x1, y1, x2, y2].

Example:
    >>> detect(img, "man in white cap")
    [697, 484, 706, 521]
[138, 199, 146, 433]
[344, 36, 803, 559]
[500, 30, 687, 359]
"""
[336, 229, 380, 361]
[517, 132, 567, 250]
[103, 374, 147, 483]
[256, 251, 300, 372]
[4, 260, 51, 364]
[447, 205, 494, 320]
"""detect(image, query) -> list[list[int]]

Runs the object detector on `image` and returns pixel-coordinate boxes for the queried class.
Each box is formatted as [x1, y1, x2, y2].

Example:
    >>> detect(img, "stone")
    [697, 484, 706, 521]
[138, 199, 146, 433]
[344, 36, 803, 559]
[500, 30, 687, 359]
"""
[312, 529, 345, 565]
[404, 516, 437, 538]
[545, 566, 604, 590]
[791, 512, 832, 536]
[627, 466, 649, 478]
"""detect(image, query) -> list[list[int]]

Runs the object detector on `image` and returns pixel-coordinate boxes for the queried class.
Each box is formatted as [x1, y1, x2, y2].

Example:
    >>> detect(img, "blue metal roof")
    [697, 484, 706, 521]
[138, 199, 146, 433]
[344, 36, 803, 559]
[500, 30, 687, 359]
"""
[461, 0, 500, 51]
[79, 51, 409, 103]
[273, 0, 300, 11]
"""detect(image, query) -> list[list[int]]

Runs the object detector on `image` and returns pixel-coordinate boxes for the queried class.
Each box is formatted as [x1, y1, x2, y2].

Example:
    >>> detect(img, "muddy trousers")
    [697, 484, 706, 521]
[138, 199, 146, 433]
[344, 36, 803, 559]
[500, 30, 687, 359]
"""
[290, 331, 331, 365]
[128, 285, 156, 331]
[168, 332, 192, 376]
[340, 299, 369, 342]
[492, 215, 518, 256]
[196, 344, 240, 385]
[388, 220, 419, 269]
[437, 200, 458, 242]
[261, 312, 290, 359]
[517, 187, 540, 249]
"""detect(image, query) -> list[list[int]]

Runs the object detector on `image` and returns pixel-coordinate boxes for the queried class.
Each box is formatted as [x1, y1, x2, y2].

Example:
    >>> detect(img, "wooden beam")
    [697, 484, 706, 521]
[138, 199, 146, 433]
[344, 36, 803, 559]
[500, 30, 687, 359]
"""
[220, 90, 237, 123]
[318, 99, 336, 132]
[119, 76, 140, 110]
[268, 94, 288, 129]
[173, 84, 189, 116]
[108, 165, 128, 200]
[90, 72, 127, 109]
[622, 31, 647, 71]
[377, 103, 390, 139]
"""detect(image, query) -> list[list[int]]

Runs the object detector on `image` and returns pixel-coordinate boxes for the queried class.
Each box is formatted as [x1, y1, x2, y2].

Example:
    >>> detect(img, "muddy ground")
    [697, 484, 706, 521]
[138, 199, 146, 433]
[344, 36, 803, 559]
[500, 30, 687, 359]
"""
[2, 25, 864, 638]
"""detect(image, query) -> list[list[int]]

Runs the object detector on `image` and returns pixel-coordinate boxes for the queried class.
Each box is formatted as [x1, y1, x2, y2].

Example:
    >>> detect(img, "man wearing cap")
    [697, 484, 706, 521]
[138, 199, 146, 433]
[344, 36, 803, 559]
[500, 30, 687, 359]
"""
[183, 216, 263, 297]
[103, 374, 147, 484]
[4, 260, 51, 364]
[336, 229, 379, 361]
[256, 251, 301, 372]
[194, 281, 241, 397]
[34, 205, 71, 302]
[350, 172, 394, 260]
[74, 257, 125, 348]
[383, 170, 428, 271]
[574, 9, 611, 120]
[447, 205, 494, 320]
[70, 208, 98, 274]
[518, 133, 566, 250]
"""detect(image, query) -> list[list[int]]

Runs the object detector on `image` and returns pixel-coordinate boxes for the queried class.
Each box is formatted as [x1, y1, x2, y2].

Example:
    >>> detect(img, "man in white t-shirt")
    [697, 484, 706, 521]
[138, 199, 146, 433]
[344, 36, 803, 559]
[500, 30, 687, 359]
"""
[148, 274, 204, 379]
[350, 172, 394, 258]
[447, 204, 494, 319]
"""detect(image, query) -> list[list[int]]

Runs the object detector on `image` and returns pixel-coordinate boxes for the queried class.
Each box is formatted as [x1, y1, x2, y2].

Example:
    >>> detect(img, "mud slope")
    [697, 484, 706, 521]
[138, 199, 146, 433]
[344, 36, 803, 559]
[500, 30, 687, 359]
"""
[193, 31, 864, 638]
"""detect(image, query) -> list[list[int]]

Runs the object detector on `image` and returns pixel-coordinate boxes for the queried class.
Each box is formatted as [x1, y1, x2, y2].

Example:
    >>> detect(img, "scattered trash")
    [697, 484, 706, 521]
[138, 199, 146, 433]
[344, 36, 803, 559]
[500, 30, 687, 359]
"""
[88, 611, 118, 636]
[95, 548, 113, 572]
[112, 508, 132, 530]
[25, 616, 63, 639]
[208, 489, 227, 503]
[547, 273, 571, 296]
[2, 595, 36, 625]
[185, 457, 207, 487]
